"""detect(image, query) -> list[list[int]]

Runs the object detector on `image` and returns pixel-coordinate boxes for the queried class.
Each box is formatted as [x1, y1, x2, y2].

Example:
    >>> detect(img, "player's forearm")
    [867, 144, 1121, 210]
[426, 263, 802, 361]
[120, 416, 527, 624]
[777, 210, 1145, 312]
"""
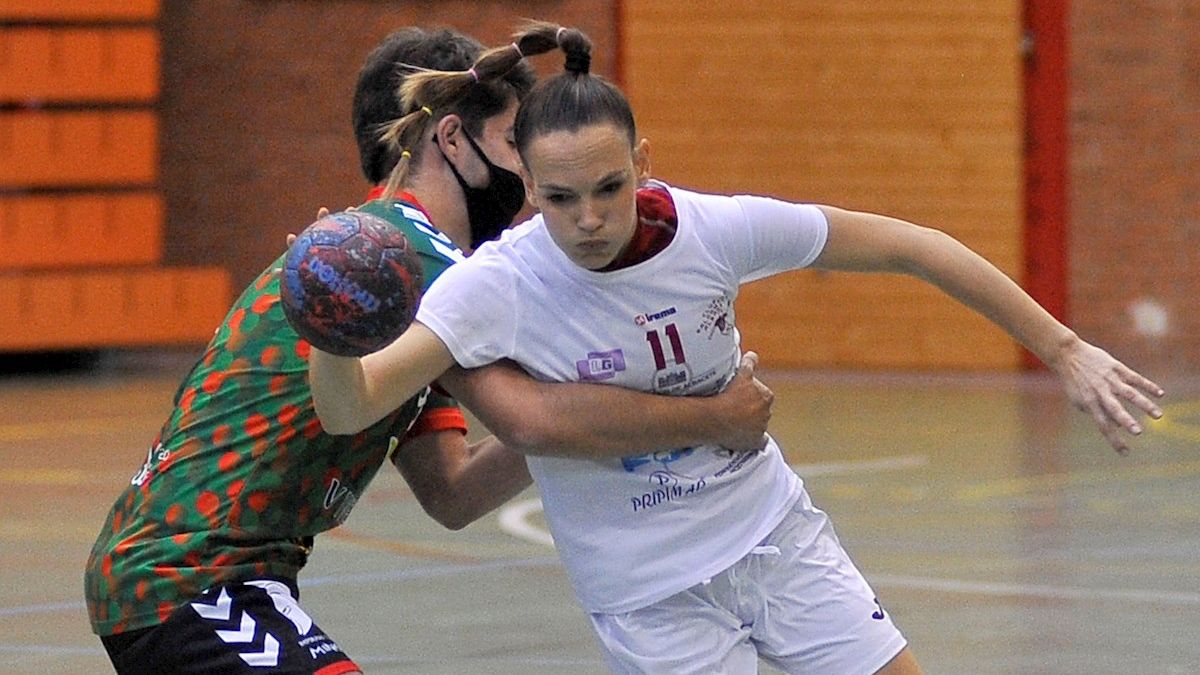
[529, 388, 734, 457]
[393, 431, 532, 530]
[815, 207, 1079, 368]
[896, 226, 1079, 368]
[310, 322, 456, 435]
[441, 365, 734, 458]
[448, 437, 534, 525]
[308, 348, 375, 435]
[509, 386, 724, 456]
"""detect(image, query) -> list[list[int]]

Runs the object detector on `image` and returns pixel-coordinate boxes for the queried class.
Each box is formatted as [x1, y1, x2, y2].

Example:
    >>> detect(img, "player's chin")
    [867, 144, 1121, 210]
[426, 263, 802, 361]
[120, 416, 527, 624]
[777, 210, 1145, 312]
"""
[573, 246, 615, 270]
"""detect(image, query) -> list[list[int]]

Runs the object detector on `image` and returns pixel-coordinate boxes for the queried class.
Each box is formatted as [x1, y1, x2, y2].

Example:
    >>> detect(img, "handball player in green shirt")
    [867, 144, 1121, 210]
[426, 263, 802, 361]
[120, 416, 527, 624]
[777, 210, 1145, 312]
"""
[85, 27, 773, 674]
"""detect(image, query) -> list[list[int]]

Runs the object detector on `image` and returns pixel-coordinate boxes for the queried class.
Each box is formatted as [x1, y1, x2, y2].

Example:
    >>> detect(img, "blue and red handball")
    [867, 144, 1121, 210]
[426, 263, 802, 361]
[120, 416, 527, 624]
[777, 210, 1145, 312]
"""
[281, 210, 424, 357]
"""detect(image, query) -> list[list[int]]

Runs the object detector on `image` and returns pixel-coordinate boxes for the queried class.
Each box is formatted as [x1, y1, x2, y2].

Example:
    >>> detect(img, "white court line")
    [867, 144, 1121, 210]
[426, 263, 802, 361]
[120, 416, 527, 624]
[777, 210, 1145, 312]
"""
[300, 555, 560, 587]
[493, 454, 1200, 608]
[497, 497, 556, 547]
[0, 644, 100, 656]
[494, 454, 928, 549]
[871, 573, 1200, 606]
[0, 600, 85, 618]
[5, 554, 1198, 627]
[10, 453, 1190, 620]
[495, 498, 1200, 607]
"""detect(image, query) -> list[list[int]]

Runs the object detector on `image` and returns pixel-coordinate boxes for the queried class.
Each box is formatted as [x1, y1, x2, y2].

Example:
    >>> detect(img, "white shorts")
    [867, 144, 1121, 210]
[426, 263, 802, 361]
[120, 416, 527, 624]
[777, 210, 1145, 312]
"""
[587, 491, 907, 674]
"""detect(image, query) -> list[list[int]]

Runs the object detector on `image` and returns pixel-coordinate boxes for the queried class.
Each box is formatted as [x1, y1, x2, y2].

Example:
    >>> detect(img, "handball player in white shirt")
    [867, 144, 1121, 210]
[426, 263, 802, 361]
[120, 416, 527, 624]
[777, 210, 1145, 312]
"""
[309, 21, 1165, 675]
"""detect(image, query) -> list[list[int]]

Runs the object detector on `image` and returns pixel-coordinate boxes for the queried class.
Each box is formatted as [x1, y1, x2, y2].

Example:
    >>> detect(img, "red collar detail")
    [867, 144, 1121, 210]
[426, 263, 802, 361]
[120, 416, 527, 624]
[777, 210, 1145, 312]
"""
[365, 187, 434, 222]
[599, 185, 679, 271]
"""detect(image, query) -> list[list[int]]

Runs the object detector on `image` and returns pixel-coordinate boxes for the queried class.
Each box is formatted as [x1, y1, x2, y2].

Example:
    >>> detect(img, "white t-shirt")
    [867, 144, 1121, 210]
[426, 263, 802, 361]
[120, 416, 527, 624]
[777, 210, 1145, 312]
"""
[416, 183, 829, 613]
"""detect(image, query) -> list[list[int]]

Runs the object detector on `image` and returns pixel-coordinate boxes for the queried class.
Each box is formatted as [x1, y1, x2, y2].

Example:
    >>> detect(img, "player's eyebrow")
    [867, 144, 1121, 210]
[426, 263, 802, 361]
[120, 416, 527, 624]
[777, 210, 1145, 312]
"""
[540, 169, 627, 193]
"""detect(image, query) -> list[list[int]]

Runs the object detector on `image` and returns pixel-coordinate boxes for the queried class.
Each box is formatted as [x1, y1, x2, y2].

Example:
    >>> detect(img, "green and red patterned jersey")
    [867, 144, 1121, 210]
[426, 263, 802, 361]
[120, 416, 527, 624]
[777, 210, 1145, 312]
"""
[86, 193, 467, 636]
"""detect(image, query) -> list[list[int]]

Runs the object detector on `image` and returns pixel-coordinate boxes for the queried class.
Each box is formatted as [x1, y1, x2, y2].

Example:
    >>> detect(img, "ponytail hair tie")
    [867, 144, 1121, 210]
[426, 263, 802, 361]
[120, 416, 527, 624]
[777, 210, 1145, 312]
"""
[420, 106, 433, 117]
[467, 67, 480, 82]
[555, 26, 567, 45]
[564, 50, 590, 75]
[511, 42, 523, 58]
[400, 150, 412, 160]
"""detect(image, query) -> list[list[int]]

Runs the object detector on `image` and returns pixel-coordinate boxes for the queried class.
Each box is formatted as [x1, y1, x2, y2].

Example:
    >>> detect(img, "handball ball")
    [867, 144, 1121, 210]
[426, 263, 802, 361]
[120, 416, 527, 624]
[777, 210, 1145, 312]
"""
[281, 210, 424, 357]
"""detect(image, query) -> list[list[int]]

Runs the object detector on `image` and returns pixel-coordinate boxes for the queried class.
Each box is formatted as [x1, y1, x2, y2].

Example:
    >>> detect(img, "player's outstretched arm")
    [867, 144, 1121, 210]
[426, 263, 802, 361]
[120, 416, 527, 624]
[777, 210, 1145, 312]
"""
[438, 352, 773, 459]
[811, 205, 1165, 454]
[309, 321, 458, 435]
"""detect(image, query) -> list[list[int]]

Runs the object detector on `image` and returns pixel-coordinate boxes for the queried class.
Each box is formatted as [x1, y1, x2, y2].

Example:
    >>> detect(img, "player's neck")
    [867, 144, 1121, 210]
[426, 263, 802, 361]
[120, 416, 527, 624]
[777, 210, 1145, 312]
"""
[393, 173, 473, 254]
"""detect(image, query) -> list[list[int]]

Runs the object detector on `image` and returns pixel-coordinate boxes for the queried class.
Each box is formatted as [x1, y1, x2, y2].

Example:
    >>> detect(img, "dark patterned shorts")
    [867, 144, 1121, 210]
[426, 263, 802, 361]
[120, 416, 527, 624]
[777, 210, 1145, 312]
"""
[100, 578, 359, 675]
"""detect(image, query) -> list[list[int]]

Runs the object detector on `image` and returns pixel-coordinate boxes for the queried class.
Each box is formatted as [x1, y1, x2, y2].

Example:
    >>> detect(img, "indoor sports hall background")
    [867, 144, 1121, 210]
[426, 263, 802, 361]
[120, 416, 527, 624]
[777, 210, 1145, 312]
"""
[1, 1, 1197, 673]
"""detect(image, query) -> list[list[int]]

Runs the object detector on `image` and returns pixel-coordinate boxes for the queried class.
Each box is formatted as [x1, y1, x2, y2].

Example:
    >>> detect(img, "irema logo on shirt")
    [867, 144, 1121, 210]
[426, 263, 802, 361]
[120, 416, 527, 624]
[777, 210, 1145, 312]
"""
[633, 306, 677, 326]
[576, 349, 625, 381]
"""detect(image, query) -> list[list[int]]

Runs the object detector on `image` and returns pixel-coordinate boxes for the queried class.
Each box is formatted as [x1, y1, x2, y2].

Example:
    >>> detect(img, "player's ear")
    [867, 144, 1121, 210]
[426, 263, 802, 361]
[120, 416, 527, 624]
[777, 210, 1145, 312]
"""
[634, 137, 651, 183]
[519, 165, 538, 209]
[433, 114, 464, 158]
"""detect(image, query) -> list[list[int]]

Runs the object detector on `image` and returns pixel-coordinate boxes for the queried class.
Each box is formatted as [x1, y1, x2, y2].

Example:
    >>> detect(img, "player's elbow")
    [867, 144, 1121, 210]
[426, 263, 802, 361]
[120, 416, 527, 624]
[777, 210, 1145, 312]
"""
[314, 413, 364, 432]
[433, 509, 474, 531]
[488, 416, 566, 455]
[314, 407, 367, 436]
[895, 226, 959, 277]
[401, 471, 478, 530]
[415, 494, 476, 530]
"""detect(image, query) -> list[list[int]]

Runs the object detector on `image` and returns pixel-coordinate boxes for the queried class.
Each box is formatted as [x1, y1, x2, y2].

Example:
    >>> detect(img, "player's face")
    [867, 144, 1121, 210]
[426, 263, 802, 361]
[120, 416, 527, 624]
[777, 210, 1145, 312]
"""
[521, 123, 650, 270]
[470, 98, 521, 181]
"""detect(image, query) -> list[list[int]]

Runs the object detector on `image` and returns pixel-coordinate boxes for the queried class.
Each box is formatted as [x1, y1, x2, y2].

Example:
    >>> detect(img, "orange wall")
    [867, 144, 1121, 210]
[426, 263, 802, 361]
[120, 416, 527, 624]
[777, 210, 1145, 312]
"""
[623, 1, 1025, 370]
[0, 1, 230, 351]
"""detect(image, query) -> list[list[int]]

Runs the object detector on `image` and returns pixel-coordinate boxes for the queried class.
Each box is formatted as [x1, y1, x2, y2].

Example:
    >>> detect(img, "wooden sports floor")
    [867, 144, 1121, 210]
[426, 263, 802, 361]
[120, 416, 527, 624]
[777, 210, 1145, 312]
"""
[1, 349, 1197, 674]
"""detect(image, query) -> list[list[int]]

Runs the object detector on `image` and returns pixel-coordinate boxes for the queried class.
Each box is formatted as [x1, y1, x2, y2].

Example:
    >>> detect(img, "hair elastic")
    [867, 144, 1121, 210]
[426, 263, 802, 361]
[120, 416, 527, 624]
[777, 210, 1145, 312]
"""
[511, 42, 523, 58]
[555, 27, 567, 45]
[400, 150, 412, 160]
[564, 49, 591, 75]
[467, 67, 480, 82]
[420, 106, 433, 117]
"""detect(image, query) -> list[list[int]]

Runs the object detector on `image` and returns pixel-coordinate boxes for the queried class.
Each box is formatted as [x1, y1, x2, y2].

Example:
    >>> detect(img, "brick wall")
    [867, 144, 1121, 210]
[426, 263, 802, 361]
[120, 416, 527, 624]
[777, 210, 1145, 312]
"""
[1070, 0, 1200, 374]
[624, 1, 1025, 370]
[158, 1, 1198, 374]
[159, 0, 616, 291]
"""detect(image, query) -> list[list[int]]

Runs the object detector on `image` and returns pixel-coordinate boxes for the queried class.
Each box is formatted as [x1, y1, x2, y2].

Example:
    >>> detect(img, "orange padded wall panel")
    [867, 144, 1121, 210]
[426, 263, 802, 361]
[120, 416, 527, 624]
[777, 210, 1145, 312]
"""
[0, 111, 158, 187]
[0, 269, 230, 350]
[0, 28, 160, 103]
[0, 0, 160, 21]
[0, 193, 164, 269]
[0, 0, 228, 352]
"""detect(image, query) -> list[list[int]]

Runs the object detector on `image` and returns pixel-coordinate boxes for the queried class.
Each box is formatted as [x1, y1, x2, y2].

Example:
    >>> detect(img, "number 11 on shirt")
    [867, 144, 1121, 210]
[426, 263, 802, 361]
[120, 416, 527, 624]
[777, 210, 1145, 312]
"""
[646, 323, 686, 369]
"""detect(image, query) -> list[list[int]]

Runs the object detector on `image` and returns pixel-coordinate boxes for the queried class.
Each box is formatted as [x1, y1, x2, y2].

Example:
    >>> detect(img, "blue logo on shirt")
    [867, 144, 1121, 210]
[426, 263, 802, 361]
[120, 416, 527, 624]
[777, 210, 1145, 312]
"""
[620, 447, 694, 473]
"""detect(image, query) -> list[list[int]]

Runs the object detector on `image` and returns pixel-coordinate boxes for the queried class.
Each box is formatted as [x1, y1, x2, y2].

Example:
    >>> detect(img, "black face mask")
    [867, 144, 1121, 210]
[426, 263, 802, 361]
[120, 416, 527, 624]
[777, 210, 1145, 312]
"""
[438, 131, 526, 249]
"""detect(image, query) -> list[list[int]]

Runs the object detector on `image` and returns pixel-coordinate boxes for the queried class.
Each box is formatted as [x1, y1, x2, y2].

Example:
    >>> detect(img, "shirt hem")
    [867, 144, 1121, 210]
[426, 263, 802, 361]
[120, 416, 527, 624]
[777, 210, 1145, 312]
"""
[580, 483, 804, 616]
[88, 570, 302, 636]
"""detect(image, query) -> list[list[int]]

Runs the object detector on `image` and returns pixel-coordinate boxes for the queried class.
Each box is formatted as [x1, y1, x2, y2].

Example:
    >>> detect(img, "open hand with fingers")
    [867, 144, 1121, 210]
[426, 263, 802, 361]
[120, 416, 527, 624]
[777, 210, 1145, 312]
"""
[1052, 337, 1165, 455]
[711, 351, 775, 452]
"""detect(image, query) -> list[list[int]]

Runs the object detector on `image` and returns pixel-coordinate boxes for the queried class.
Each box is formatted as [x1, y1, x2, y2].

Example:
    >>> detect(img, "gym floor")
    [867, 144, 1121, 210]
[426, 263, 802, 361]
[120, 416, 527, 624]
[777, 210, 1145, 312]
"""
[1, 350, 1197, 674]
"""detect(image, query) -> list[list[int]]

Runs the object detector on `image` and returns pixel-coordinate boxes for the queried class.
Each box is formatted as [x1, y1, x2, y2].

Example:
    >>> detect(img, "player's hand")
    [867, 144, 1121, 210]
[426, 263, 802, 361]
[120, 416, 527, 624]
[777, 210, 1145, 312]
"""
[1053, 337, 1165, 455]
[713, 351, 774, 452]
[285, 207, 333, 248]
[288, 206, 357, 248]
